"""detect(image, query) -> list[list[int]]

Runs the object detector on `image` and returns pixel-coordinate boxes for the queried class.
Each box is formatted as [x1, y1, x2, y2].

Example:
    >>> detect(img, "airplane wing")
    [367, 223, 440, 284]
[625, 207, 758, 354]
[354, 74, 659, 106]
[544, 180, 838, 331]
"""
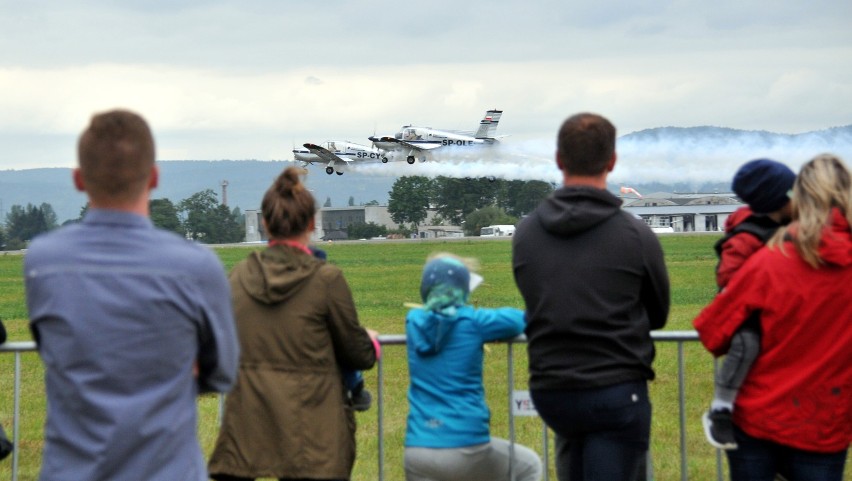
[375, 137, 443, 151]
[303, 143, 352, 163]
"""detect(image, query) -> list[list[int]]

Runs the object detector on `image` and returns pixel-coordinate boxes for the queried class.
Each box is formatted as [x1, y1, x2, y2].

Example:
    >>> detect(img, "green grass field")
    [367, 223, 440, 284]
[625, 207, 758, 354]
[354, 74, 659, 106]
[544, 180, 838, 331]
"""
[0, 236, 848, 480]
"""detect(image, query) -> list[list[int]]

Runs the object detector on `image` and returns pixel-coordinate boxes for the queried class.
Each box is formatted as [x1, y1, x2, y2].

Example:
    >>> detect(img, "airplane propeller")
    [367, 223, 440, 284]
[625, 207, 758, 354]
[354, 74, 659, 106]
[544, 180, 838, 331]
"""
[292, 139, 311, 168]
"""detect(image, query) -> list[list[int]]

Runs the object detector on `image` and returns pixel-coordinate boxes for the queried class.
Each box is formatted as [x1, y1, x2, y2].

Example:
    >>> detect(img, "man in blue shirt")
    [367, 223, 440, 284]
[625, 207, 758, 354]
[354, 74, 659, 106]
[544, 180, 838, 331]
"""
[24, 109, 239, 481]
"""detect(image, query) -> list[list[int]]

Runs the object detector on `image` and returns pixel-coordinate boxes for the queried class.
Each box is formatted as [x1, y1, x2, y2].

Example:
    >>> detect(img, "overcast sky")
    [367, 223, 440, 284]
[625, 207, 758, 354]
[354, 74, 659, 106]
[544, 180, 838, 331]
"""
[1, 0, 850, 181]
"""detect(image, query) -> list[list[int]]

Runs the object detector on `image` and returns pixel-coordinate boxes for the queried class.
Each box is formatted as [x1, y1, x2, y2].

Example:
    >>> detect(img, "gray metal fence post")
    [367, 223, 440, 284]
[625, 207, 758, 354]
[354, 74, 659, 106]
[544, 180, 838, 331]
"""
[542, 423, 550, 481]
[678, 341, 688, 481]
[377, 351, 385, 481]
[12, 352, 21, 481]
[713, 357, 724, 481]
[217, 394, 225, 426]
[507, 341, 515, 479]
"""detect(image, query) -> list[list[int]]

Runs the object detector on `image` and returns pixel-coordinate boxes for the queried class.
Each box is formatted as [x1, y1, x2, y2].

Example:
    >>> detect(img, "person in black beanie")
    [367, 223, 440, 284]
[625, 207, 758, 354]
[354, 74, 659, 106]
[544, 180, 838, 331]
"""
[702, 158, 795, 451]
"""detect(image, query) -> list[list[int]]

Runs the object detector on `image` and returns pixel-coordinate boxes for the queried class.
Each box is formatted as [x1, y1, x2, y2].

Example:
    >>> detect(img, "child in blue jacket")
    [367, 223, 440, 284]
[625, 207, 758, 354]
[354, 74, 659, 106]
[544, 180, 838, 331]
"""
[403, 253, 542, 481]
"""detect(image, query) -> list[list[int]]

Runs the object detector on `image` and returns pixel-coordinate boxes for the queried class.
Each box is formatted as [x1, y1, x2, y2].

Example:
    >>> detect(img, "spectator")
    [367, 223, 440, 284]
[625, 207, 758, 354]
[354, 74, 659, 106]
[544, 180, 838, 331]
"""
[693, 153, 852, 481]
[24, 109, 239, 481]
[404, 253, 542, 481]
[702, 158, 795, 450]
[208, 167, 379, 481]
[512, 112, 670, 481]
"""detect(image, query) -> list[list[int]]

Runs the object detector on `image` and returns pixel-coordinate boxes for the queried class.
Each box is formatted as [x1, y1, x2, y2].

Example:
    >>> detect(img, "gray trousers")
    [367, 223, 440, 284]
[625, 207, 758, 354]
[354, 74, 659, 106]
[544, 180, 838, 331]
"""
[405, 437, 542, 481]
[714, 317, 761, 407]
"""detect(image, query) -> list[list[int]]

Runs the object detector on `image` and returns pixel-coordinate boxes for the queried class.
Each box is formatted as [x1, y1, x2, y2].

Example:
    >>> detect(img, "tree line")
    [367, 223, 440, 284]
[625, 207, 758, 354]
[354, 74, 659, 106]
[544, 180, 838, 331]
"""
[1, 189, 244, 250]
[387, 176, 555, 236]
[2, 178, 556, 248]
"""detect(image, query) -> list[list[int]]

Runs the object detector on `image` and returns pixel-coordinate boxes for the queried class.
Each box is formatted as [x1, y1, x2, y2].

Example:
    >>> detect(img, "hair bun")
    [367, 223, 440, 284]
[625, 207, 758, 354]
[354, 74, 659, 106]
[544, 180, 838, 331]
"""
[262, 166, 316, 238]
[275, 167, 306, 197]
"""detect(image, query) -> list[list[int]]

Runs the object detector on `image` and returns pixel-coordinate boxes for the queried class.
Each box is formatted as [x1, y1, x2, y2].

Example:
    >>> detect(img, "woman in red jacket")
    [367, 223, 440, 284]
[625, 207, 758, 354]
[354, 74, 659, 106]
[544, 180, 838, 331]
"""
[693, 153, 852, 481]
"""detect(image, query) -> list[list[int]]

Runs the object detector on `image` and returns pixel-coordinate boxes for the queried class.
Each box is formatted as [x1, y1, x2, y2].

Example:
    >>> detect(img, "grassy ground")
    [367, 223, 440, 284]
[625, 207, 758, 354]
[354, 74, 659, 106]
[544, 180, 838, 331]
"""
[0, 236, 847, 480]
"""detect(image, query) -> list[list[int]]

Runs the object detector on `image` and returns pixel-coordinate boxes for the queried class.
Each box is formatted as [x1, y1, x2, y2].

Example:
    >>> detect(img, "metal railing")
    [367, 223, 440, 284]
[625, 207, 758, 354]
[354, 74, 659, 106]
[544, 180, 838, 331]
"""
[376, 331, 722, 481]
[0, 342, 35, 481]
[0, 332, 721, 481]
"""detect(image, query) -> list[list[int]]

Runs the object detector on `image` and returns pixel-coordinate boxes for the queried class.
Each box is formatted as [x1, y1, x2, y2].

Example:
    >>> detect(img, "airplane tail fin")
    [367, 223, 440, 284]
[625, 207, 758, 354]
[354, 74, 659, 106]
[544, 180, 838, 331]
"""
[474, 109, 503, 139]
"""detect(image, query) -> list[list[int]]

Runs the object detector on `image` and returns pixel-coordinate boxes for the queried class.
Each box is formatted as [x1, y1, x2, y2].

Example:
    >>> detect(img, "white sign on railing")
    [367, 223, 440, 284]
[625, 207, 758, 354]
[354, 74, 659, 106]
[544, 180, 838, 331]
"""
[511, 390, 538, 416]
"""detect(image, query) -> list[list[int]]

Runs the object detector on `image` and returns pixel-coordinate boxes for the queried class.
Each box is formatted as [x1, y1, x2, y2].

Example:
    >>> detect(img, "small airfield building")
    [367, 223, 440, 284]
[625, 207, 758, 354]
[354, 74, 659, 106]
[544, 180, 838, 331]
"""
[244, 191, 745, 242]
[244, 205, 462, 242]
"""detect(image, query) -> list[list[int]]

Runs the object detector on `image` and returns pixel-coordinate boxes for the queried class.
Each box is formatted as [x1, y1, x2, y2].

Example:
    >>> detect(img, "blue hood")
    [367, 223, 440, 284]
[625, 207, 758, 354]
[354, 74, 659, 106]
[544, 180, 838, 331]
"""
[407, 308, 465, 356]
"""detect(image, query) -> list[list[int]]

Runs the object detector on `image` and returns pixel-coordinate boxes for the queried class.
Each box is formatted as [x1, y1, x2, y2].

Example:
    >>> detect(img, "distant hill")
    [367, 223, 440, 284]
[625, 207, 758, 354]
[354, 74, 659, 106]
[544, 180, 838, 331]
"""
[1, 124, 849, 223]
[621, 124, 852, 147]
[0, 161, 397, 224]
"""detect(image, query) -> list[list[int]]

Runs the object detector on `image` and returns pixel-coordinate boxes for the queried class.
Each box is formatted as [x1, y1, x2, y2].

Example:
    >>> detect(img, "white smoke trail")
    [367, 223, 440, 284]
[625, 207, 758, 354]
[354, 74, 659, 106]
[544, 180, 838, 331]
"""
[350, 140, 560, 182]
[614, 127, 852, 186]
[348, 126, 852, 186]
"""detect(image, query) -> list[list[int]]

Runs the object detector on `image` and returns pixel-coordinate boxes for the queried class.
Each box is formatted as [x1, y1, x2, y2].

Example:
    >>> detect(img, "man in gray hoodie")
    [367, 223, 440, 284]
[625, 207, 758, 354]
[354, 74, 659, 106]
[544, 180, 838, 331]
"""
[512, 112, 670, 481]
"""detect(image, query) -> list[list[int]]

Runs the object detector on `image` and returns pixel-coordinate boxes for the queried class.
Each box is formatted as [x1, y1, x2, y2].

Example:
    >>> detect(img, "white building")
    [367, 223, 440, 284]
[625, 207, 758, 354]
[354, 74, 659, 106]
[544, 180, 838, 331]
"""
[621, 192, 744, 232]
[244, 192, 743, 241]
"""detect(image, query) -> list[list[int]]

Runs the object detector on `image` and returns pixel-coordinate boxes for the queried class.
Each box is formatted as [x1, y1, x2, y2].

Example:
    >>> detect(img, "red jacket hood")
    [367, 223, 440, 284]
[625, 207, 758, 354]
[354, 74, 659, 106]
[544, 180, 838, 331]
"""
[815, 208, 852, 267]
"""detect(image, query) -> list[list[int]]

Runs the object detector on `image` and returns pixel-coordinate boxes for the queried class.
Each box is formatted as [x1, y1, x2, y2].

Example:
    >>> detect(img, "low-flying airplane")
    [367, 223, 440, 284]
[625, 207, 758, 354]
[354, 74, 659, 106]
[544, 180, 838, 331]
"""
[368, 109, 504, 165]
[292, 141, 389, 175]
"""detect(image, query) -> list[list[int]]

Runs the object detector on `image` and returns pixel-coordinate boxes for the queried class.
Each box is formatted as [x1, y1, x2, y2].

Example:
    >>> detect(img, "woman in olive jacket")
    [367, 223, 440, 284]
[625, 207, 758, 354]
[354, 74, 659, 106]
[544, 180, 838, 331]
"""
[208, 167, 379, 481]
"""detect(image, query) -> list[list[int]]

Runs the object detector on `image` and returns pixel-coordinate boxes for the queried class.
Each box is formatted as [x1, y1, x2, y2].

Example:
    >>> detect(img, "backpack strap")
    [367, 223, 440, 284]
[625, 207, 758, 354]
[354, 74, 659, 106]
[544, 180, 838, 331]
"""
[714, 215, 780, 258]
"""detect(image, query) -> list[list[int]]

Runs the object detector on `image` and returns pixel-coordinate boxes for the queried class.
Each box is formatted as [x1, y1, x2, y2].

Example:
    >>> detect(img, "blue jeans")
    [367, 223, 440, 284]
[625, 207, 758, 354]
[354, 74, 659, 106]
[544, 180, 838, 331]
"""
[532, 381, 651, 481]
[554, 433, 651, 481]
[727, 425, 848, 481]
[342, 369, 363, 392]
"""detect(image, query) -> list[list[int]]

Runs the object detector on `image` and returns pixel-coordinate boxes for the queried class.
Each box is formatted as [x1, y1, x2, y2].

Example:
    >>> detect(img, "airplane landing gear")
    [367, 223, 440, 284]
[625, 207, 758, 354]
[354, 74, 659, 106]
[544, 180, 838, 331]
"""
[336, 171, 344, 176]
[325, 166, 334, 175]
[406, 156, 415, 165]
[381, 157, 389, 163]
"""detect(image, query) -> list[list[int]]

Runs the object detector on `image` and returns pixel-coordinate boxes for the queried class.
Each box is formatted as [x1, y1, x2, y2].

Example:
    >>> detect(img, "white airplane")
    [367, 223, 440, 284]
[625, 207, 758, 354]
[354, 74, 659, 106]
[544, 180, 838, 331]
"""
[292, 140, 389, 175]
[368, 109, 504, 165]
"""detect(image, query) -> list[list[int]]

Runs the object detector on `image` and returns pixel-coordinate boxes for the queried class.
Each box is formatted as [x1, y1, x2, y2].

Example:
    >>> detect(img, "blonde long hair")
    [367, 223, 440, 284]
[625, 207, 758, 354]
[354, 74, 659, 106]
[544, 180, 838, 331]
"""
[769, 153, 852, 267]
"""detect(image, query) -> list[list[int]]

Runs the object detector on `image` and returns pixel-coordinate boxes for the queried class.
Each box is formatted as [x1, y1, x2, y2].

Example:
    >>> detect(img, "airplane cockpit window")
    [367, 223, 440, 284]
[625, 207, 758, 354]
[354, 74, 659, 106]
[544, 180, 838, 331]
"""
[328, 141, 338, 151]
[403, 129, 419, 141]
